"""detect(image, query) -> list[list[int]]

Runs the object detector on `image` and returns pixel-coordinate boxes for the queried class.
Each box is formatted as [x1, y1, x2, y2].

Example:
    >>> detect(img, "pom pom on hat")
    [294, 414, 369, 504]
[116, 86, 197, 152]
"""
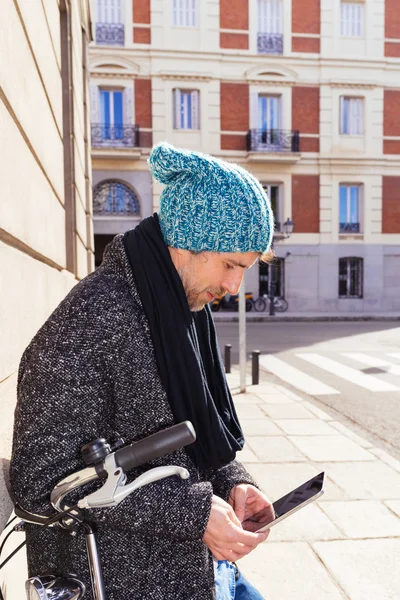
[148, 142, 274, 254]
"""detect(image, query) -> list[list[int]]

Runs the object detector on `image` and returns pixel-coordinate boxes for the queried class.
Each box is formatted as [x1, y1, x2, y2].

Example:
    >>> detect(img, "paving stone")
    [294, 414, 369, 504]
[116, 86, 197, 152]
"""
[233, 393, 265, 405]
[246, 437, 307, 463]
[275, 419, 339, 436]
[323, 461, 400, 500]
[236, 444, 260, 464]
[261, 394, 297, 405]
[289, 435, 376, 462]
[241, 419, 282, 436]
[312, 539, 400, 600]
[235, 405, 268, 419]
[369, 447, 400, 473]
[263, 404, 317, 419]
[239, 542, 346, 599]
[384, 500, 400, 518]
[274, 385, 304, 401]
[301, 400, 334, 421]
[249, 383, 280, 395]
[329, 421, 374, 449]
[268, 503, 343, 542]
[319, 500, 400, 538]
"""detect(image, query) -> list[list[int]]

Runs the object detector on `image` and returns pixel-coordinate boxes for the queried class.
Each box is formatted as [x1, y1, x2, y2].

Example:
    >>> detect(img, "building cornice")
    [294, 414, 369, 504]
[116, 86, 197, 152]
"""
[158, 70, 213, 82]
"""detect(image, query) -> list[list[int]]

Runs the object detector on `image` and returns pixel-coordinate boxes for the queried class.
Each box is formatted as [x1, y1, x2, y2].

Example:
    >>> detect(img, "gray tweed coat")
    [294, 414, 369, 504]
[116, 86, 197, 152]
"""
[10, 235, 257, 600]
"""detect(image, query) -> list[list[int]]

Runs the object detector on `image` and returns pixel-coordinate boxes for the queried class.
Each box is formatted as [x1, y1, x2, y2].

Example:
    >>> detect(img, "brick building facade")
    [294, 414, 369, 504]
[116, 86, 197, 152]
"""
[89, 0, 400, 312]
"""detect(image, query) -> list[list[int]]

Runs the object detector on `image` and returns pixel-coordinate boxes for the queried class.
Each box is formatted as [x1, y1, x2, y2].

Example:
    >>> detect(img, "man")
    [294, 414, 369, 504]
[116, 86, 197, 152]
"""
[10, 142, 275, 599]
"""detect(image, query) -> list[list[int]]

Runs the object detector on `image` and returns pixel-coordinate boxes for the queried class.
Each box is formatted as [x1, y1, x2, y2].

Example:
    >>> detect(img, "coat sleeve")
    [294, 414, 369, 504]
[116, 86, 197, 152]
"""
[10, 280, 213, 543]
[202, 460, 259, 503]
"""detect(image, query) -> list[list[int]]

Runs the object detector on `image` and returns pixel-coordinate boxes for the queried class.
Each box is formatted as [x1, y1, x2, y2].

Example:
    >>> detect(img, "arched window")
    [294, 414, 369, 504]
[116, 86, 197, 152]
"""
[93, 180, 140, 215]
[339, 257, 363, 298]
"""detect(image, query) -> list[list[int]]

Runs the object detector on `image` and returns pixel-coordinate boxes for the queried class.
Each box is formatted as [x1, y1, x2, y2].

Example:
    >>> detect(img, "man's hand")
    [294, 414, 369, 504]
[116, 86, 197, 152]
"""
[229, 484, 275, 534]
[202, 495, 268, 561]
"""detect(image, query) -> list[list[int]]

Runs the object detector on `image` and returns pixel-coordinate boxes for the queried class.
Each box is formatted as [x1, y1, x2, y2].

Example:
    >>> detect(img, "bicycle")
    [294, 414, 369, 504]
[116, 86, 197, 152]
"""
[253, 294, 289, 313]
[0, 422, 196, 600]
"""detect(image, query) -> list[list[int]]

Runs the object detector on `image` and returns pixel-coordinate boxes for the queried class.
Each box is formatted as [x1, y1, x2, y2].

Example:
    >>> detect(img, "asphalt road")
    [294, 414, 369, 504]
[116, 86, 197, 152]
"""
[215, 320, 400, 461]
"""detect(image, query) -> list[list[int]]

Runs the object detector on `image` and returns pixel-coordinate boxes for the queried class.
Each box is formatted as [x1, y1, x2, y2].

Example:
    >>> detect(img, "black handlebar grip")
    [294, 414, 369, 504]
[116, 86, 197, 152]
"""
[114, 421, 196, 472]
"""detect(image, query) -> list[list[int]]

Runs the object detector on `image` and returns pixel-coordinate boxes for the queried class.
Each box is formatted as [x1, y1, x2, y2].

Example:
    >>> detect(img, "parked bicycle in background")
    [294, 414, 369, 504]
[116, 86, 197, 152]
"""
[254, 294, 289, 313]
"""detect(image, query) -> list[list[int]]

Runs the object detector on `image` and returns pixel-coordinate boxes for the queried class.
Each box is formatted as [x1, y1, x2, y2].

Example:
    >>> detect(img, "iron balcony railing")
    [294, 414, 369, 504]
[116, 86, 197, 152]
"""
[339, 222, 360, 233]
[257, 33, 283, 55]
[96, 23, 125, 46]
[247, 130, 300, 153]
[91, 124, 140, 148]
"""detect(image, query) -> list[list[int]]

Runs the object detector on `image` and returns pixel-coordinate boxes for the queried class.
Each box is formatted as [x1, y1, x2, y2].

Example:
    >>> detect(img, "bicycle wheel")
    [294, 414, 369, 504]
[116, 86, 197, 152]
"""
[254, 297, 267, 312]
[275, 298, 288, 312]
[245, 299, 253, 312]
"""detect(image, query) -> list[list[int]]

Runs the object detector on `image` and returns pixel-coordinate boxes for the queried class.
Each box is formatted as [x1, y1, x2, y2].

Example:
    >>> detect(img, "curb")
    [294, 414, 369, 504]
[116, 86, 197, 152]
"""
[213, 314, 400, 323]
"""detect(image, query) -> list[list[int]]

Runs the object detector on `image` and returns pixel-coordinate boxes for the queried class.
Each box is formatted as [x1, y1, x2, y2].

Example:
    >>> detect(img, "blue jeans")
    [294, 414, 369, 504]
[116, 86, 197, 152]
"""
[214, 559, 264, 600]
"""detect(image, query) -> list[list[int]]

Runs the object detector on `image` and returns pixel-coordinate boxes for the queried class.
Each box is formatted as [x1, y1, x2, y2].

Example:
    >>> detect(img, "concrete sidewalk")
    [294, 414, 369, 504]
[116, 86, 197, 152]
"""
[227, 369, 400, 600]
[213, 311, 400, 322]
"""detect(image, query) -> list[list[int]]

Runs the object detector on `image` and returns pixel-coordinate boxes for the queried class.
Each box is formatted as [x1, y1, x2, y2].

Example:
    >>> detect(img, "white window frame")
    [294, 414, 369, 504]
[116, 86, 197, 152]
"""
[173, 89, 200, 130]
[97, 0, 123, 24]
[262, 184, 282, 230]
[339, 184, 363, 233]
[172, 0, 197, 28]
[257, 0, 282, 34]
[340, 2, 363, 37]
[340, 97, 364, 135]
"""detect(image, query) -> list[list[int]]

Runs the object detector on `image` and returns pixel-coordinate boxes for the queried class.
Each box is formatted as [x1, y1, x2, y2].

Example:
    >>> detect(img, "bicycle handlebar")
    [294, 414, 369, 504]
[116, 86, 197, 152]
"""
[113, 421, 196, 472]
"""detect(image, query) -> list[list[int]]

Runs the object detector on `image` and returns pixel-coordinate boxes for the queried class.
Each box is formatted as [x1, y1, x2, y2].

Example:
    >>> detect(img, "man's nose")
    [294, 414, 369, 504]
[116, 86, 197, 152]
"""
[223, 271, 244, 296]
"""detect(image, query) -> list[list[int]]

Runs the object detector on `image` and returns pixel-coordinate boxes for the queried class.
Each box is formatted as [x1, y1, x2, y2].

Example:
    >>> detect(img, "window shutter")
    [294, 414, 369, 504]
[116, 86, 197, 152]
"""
[124, 87, 133, 125]
[191, 90, 199, 129]
[355, 99, 363, 135]
[192, 0, 197, 27]
[173, 89, 181, 129]
[250, 92, 258, 129]
[340, 97, 347, 134]
[90, 85, 100, 123]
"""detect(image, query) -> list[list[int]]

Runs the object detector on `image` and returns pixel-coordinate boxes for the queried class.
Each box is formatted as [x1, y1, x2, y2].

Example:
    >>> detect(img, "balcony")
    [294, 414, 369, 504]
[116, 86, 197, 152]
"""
[257, 33, 283, 55]
[246, 129, 301, 163]
[339, 223, 360, 234]
[91, 124, 140, 149]
[95, 23, 125, 46]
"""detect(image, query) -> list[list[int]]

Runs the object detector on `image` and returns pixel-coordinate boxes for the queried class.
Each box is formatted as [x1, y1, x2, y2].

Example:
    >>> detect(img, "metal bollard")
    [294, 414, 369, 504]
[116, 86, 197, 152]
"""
[252, 350, 260, 385]
[224, 344, 232, 374]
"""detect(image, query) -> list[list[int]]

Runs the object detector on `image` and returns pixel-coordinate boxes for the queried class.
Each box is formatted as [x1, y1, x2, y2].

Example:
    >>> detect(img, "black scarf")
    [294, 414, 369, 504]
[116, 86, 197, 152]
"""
[123, 214, 244, 470]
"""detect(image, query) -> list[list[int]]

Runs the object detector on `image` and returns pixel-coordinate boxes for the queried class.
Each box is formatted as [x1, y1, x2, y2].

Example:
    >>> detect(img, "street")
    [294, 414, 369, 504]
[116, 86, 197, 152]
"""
[215, 320, 400, 462]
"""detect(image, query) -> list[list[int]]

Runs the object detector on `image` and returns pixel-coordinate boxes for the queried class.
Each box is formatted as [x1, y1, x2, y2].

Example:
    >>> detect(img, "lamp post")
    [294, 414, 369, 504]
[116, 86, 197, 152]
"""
[269, 218, 295, 316]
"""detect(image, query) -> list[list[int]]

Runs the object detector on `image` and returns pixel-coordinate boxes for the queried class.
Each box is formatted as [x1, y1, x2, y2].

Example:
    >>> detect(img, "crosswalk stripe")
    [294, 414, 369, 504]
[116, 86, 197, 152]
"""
[342, 353, 400, 376]
[386, 353, 400, 361]
[259, 354, 340, 396]
[298, 353, 400, 392]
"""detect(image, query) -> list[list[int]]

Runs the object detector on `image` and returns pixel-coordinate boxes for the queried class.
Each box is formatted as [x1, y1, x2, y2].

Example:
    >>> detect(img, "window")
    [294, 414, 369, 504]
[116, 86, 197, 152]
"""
[100, 89, 123, 139]
[339, 257, 363, 298]
[96, 0, 124, 45]
[339, 185, 361, 233]
[341, 2, 363, 37]
[172, 0, 197, 27]
[97, 0, 123, 23]
[257, 96, 282, 147]
[173, 89, 200, 129]
[262, 185, 281, 231]
[340, 97, 363, 135]
[259, 258, 285, 297]
[93, 181, 140, 215]
[257, 0, 283, 54]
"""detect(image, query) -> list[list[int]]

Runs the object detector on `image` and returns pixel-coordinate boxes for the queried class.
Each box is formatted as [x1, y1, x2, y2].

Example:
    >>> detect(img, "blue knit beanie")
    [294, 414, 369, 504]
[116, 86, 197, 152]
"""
[148, 142, 274, 254]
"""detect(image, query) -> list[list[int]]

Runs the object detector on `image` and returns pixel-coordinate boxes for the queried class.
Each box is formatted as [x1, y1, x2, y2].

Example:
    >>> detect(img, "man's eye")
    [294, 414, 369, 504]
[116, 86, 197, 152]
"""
[225, 263, 234, 270]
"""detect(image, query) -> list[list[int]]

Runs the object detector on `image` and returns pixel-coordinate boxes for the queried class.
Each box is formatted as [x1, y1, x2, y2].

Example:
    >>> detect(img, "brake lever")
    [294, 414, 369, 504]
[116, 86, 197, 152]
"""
[77, 453, 189, 509]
